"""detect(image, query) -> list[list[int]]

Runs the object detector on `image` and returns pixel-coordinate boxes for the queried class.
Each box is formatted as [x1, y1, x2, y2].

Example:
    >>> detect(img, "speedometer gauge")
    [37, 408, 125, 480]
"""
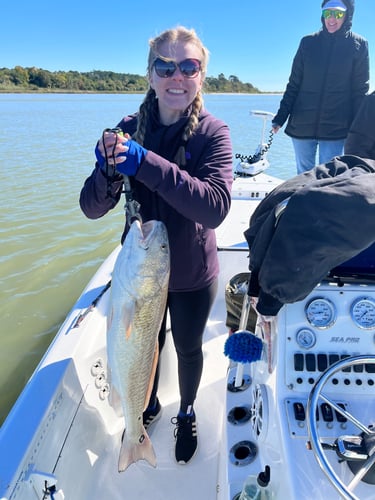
[305, 297, 336, 329]
[350, 297, 375, 329]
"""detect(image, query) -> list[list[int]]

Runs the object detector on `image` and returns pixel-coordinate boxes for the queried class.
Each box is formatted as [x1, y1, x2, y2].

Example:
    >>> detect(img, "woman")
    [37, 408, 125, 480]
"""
[79, 26, 233, 465]
[272, 0, 369, 174]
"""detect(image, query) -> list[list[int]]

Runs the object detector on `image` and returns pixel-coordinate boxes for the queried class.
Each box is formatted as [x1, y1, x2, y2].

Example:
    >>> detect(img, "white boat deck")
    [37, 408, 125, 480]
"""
[2, 169, 375, 500]
[0, 186, 257, 500]
[216, 173, 282, 249]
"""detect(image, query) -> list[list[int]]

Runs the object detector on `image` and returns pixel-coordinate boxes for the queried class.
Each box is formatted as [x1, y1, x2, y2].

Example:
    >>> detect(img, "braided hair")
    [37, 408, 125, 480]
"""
[133, 26, 209, 154]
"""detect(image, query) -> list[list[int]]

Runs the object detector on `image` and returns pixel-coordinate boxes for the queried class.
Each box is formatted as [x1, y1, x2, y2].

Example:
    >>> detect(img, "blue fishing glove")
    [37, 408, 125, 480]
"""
[115, 140, 148, 176]
[95, 141, 108, 170]
[95, 140, 147, 177]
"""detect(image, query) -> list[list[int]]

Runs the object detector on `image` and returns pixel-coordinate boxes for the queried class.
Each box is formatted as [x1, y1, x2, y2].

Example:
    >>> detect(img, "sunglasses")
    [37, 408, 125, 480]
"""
[322, 9, 345, 19]
[153, 58, 201, 79]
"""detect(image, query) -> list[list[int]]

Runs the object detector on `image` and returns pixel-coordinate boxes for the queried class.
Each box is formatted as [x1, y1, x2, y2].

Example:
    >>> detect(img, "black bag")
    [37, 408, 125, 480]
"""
[225, 272, 257, 332]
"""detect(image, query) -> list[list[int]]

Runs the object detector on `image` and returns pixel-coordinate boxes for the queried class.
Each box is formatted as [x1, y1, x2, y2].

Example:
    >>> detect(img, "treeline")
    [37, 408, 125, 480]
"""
[0, 66, 261, 93]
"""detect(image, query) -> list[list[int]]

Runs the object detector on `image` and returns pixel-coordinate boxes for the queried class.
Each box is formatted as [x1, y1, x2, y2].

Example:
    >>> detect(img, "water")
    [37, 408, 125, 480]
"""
[0, 93, 294, 425]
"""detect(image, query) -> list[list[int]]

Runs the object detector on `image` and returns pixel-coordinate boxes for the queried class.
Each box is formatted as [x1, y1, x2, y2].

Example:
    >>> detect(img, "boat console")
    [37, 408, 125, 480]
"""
[225, 246, 375, 500]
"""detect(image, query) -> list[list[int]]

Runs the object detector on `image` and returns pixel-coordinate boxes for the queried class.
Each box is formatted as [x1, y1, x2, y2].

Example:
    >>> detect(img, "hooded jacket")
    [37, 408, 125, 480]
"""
[273, 0, 369, 140]
[244, 155, 375, 315]
[345, 91, 375, 159]
[80, 109, 233, 292]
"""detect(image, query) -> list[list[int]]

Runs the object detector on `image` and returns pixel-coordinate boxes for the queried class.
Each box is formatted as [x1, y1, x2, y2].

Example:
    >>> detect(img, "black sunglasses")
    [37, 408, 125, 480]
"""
[153, 58, 201, 79]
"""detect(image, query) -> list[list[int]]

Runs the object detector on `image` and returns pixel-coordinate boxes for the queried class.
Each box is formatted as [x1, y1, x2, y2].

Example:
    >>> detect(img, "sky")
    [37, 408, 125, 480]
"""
[1, 0, 375, 92]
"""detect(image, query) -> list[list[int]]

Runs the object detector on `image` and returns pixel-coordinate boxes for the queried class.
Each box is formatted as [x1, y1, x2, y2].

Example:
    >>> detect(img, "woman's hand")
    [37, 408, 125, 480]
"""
[95, 129, 148, 177]
[95, 129, 129, 168]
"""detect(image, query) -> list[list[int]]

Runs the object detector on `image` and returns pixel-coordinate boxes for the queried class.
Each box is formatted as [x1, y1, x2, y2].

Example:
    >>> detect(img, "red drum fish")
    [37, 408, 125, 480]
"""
[107, 219, 170, 472]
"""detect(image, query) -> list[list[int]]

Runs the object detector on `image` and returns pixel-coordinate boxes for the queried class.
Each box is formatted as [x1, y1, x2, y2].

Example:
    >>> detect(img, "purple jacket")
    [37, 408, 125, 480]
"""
[80, 109, 233, 291]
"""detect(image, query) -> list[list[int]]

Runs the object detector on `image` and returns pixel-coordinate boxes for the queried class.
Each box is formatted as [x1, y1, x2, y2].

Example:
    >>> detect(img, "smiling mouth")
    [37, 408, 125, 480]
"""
[167, 89, 186, 94]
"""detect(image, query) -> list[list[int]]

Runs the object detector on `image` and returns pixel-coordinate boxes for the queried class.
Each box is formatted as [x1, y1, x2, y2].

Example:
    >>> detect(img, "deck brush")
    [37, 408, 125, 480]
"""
[224, 330, 263, 363]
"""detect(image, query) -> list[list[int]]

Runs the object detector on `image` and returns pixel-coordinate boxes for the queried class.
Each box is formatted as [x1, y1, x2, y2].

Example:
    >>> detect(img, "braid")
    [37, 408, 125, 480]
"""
[133, 88, 157, 146]
[183, 91, 203, 141]
[173, 91, 204, 167]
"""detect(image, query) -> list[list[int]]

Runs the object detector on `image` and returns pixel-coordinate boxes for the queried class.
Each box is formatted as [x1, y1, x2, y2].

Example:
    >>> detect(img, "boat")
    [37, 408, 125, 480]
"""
[1, 111, 374, 500]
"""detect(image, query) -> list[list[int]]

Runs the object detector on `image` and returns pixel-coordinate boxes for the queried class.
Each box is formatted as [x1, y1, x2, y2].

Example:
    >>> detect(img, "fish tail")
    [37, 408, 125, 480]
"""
[118, 427, 157, 472]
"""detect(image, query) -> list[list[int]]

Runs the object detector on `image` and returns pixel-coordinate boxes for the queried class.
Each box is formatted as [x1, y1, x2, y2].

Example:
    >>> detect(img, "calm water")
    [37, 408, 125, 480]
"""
[0, 93, 294, 425]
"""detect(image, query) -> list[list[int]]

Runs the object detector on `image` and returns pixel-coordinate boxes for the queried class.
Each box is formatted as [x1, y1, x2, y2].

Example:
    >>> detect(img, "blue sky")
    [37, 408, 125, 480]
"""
[2, 0, 374, 92]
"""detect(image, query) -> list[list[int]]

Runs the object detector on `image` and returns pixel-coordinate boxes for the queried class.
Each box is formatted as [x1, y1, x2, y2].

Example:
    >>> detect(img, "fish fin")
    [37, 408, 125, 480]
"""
[125, 325, 132, 339]
[118, 426, 157, 472]
[144, 341, 159, 411]
[121, 303, 135, 340]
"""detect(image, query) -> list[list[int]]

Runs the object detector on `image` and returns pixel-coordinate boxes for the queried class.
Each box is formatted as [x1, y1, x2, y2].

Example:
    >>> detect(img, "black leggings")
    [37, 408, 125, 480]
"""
[149, 278, 218, 414]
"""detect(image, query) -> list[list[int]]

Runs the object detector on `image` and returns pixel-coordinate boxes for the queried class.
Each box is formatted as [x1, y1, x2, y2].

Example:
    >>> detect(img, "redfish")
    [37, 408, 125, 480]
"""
[107, 219, 170, 472]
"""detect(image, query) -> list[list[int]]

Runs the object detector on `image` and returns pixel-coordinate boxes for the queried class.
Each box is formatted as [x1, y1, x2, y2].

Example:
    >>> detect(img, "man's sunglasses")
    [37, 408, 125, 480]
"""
[322, 9, 345, 19]
[153, 58, 201, 79]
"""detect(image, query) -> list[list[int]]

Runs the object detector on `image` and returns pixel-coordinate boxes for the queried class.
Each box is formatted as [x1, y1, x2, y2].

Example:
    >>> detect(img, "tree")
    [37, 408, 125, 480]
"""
[11, 66, 29, 86]
[0, 66, 261, 93]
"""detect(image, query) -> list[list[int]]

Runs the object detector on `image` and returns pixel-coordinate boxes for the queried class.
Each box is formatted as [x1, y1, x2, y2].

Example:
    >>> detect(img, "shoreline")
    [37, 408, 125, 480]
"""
[0, 89, 283, 95]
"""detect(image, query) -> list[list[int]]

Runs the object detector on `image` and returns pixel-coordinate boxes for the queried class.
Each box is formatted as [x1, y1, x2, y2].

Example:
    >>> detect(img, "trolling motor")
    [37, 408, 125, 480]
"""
[234, 110, 275, 177]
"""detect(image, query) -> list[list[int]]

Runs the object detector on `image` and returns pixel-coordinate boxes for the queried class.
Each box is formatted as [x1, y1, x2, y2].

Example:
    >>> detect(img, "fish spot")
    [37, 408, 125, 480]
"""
[139, 434, 145, 444]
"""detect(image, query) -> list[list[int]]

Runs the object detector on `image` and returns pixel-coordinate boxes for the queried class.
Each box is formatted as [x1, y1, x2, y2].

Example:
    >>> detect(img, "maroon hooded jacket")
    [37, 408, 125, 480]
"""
[80, 108, 233, 292]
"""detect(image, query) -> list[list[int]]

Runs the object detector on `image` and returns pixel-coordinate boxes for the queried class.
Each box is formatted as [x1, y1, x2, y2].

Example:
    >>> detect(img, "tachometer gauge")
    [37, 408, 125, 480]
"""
[305, 297, 336, 329]
[350, 297, 375, 329]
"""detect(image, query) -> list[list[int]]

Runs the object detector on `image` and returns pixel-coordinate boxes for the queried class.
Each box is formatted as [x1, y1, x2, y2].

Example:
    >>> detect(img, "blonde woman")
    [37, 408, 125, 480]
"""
[80, 26, 233, 464]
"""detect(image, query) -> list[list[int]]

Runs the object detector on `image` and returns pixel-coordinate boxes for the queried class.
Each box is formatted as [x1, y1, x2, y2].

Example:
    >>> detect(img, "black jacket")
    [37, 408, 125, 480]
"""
[345, 91, 375, 159]
[273, 0, 369, 140]
[244, 155, 375, 315]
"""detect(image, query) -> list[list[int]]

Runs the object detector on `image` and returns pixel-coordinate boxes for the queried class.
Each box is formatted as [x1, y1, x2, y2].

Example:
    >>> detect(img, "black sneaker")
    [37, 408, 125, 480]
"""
[143, 399, 162, 431]
[171, 412, 198, 464]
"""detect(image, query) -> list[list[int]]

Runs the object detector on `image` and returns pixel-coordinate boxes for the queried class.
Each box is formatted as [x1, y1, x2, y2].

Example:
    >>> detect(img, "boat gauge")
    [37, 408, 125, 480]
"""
[296, 328, 316, 349]
[305, 297, 336, 329]
[350, 297, 375, 329]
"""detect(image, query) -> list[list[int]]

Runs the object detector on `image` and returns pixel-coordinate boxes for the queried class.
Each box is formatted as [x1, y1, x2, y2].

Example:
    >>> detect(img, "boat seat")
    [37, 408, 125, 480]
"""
[329, 241, 375, 280]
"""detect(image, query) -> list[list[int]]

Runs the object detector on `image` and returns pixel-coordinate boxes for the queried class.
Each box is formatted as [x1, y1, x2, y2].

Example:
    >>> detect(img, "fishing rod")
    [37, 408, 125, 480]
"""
[102, 127, 142, 223]
[72, 279, 112, 328]
[72, 127, 142, 330]
[72, 127, 141, 329]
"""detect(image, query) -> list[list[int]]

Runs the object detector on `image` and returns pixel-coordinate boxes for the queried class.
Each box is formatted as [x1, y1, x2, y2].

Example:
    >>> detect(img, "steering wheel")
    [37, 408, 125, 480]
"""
[306, 355, 375, 500]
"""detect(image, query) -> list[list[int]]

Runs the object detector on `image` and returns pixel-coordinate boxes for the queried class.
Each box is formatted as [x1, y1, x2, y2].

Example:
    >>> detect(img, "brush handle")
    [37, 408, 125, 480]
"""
[234, 362, 244, 387]
[235, 289, 252, 387]
[239, 293, 252, 330]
